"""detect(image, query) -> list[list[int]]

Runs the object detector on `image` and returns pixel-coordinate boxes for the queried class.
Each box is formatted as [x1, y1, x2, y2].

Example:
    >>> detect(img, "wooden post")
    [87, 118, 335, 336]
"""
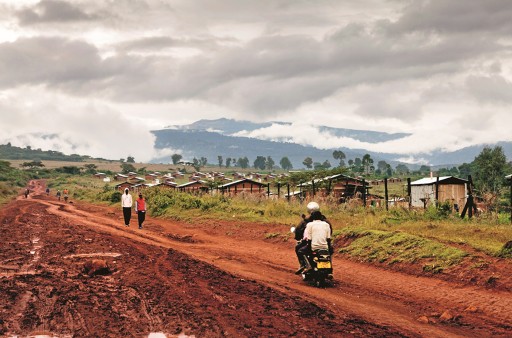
[312, 180, 316, 196]
[435, 176, 440, 208]
[362, 179, 366, 207]
[277, 182, 281, 199]
[384, 178, 389, 211]
[328, 179, 332, 195]
[287, 183, 290, 202]
[407, 178, 412, 209]
[267, 183, 270, 197]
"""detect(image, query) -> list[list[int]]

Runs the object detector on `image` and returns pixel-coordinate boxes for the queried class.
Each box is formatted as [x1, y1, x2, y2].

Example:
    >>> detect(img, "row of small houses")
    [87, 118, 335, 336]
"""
[93, 171, 287, 184]
[107, 170, 473, 209]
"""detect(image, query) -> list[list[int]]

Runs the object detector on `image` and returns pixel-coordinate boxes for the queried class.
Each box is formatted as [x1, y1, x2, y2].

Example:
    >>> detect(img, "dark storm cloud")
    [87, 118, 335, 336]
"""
[16, 0, 98, 25]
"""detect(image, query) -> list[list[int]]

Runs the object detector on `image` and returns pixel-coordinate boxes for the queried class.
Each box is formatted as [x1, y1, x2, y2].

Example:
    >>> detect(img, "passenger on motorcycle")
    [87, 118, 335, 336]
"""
[294, 202, 332, 274]
[306, 210, 332, 254]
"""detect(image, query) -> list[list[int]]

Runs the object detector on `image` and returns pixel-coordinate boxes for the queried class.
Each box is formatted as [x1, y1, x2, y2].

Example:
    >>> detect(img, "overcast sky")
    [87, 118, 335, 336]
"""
[1, 0, 511, 163]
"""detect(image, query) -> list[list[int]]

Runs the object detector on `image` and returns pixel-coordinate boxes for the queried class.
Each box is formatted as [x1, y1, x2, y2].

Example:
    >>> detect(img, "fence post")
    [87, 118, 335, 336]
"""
[362, 179, 366, 207]
[277, 182, 281, 199]
[407, 177, 411, 209]
[384, 178, 389, 211]
[435, 176, 440, 208]
[267, 183, 270, 197]
[287, 183, 290, 202]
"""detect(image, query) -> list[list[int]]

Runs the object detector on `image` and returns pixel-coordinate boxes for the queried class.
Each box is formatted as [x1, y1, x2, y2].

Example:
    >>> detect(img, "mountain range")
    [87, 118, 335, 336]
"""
[152, 118, 512, 169]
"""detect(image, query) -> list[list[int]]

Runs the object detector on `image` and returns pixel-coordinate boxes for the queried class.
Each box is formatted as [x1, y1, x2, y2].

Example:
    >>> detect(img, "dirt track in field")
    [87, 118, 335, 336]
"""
[1, 180, 511, 337]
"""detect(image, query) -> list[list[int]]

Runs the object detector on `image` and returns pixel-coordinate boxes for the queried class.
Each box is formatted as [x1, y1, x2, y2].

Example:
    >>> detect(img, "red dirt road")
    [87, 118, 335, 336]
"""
[1, 180, 511, 337]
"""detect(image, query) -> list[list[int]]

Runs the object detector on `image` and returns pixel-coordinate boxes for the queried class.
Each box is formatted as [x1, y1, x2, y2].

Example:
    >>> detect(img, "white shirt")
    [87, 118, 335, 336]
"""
[121, 192, 133, 208]
[306, 220, 331, 251]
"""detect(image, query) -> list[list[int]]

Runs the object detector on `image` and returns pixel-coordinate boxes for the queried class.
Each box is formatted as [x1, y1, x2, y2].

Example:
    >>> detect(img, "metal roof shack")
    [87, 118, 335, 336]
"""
[115, 182, 135, 191]
[154, 181, 178, 189]
[297, 174, 369, 201]
[410, 176, 468, 208]
[177, 180, 209, 193]
[218, 178, 267, 196]
[114, 173, 129, 181]
[93, 172, 107, 179]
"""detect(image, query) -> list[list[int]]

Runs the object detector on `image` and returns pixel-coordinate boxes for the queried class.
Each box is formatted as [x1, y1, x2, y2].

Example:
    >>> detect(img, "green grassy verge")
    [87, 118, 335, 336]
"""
[334, 227, 468, 273]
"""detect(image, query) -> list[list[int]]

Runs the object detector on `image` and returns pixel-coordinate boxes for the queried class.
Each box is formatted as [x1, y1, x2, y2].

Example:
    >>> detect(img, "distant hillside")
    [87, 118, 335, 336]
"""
[151, 129, 403, 168]
[168, 118, 410, 143]
[154, 118, 512, 168]
[422, 142, 512, 166]
[0, 143, 93, 162]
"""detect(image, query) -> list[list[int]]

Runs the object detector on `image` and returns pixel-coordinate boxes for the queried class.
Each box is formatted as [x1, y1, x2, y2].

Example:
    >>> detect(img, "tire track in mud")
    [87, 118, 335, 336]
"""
[4, 192, 511, 337]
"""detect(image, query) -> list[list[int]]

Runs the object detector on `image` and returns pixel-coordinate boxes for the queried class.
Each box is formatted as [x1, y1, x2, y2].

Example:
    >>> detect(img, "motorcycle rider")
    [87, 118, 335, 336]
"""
[294, 202, 332, 274]
[294, 212, 310, 275]
[305, 210, 332, 255]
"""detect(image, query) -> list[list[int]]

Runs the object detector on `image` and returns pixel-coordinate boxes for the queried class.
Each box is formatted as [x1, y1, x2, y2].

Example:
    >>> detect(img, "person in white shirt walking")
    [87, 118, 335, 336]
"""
[121, 188, 133, 226]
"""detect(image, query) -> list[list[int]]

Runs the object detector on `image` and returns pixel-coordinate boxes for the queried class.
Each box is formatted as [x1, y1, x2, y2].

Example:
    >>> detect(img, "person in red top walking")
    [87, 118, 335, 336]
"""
[135, 193, 147, 229]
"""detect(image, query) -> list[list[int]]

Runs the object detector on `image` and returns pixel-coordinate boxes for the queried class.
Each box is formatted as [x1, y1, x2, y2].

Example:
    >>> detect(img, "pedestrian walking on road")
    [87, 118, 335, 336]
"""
[56, 190, 61, 201]
[135, 193, 147, 229]
[121, 188, 133, 226]
[24, 188, 29, 198]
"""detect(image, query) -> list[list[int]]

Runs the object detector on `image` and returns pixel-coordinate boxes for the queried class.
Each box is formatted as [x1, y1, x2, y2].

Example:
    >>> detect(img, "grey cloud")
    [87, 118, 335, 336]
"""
[389, 0, 512, 36]
[0, 38, 110, 87]
[465, 75, 512, 105]
[17, 0, 97, 25]
[116, 36, 230, 53]
[2, 0, 510, 122]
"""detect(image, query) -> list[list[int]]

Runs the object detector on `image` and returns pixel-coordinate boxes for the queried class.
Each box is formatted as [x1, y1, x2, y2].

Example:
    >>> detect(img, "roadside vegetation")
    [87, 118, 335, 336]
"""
[2, 144, 511, 274]
[43, 175, 512, 273]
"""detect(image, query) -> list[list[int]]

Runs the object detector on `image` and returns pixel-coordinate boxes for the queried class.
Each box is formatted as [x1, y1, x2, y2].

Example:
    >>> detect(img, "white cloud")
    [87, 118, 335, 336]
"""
[0, 87, 160, 162]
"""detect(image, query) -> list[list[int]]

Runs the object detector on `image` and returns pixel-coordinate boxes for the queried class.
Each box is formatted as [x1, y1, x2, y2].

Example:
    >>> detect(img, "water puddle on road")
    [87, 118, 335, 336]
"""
[63, 252, 122, 259]
[148, 333, 196, 338]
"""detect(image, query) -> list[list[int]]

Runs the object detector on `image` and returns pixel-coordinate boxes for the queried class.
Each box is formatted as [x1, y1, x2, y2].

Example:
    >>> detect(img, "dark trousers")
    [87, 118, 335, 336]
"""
[295, 241, 309, 267]
[137, 211, 146, 228]
[123, 207, 132, 225]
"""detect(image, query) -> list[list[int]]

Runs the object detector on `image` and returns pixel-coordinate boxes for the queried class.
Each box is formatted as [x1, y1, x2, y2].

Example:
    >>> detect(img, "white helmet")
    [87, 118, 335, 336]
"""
[307, 201, 320, 214]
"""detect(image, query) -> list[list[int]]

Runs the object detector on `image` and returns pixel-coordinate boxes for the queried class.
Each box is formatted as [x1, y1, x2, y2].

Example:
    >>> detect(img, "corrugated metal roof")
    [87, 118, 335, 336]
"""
[410, 176, 467, 186]
[218, 178, 265, 188]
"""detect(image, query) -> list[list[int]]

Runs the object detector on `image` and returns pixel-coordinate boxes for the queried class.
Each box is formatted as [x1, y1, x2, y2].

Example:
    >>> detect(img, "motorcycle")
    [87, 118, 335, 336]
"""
[291, 226, 334, 288]
[301, 249, 333, 287]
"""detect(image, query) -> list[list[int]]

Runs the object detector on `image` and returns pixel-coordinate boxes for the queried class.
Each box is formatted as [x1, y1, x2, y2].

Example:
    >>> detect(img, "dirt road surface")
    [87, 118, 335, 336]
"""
[1, 180, 511, 337]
